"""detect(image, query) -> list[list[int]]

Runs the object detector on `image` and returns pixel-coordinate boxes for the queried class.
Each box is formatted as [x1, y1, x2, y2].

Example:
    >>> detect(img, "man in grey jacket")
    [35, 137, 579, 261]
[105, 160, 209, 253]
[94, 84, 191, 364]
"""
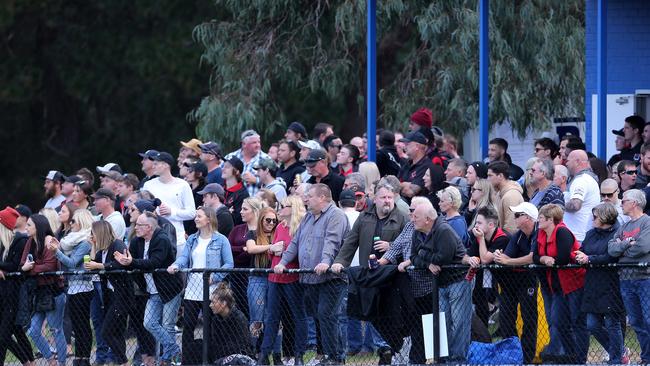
[274, 183, 349, 365]
[608, 188, 650, 363]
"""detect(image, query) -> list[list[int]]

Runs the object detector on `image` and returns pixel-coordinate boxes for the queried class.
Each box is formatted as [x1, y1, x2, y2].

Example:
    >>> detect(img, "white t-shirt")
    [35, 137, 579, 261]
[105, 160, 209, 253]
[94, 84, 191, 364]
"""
[97, 211, 126, 241]
[44, 195, 65, 210]
[143, 241, 158, 295]
[143, 177, 196, 247]
[185, 236, 211, 301]
[344, 210, 362, 266]
[563, 173, 600, 241]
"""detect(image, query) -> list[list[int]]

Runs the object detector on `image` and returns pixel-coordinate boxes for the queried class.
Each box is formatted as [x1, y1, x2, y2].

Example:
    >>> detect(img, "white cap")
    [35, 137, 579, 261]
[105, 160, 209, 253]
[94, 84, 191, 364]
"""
[510, 202, 538, 220]
[96, 163, 119, 174]
[298, 139, 322, 150]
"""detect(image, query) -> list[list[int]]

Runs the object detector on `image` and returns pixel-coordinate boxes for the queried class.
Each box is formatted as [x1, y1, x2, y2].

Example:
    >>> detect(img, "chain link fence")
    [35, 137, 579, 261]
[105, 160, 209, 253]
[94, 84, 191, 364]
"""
[2, 263, 649, 365]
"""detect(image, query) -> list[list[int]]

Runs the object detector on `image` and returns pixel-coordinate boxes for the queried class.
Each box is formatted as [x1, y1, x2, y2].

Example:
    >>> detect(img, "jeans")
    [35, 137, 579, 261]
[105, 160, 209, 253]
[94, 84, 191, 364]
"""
[303, 280, 346, 360]
[91, 282, 112, 362]
[439, 280, 472, 361]
[261, 282, 308, 356]
[620, 278, 650, 362]
[144, 293, 182, 361]
[550, 289, 589, 364]
[28, 292, 67, 365]
[587, 312, 624, 364]
[348, 319, 387, 352]
[540, 285, 565, 356]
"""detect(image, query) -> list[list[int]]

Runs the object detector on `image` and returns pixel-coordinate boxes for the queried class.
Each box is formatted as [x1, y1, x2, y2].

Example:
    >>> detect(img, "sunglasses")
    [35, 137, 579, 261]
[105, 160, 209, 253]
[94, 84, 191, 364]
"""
[600, 191, 617, 198]
[264, 218, 278, 225]
[514, 212, 527, 218]
[622, 170, 637, 176]
[280, 204, 292, 209]
[182, 162, 192, 168]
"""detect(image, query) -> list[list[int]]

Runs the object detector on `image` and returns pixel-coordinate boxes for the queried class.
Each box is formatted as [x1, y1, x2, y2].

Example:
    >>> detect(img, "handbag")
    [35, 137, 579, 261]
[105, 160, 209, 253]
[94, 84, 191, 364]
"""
[33, 286, 55, 313]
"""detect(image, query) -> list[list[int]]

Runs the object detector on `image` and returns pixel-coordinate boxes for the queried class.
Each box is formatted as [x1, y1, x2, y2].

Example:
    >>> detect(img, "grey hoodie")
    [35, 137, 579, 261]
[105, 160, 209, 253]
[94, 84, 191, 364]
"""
[608, 214, 650, 280]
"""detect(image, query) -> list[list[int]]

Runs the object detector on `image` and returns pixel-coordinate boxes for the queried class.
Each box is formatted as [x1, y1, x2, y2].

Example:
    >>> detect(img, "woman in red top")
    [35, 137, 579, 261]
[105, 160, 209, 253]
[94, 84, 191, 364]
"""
[259, 196, 308, 365]
[534, 204, 588, 364]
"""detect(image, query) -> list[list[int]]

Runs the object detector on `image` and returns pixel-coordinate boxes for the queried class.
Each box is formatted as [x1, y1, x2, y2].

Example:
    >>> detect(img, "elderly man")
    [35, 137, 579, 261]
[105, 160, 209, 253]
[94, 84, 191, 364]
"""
[608, 189, 650, 363]
[529, 158, 565, 208]
[224, 129, 271, 197]
[274, 184, 349, 365]
[564, 149, 600, 241]
[494, 202, 539, 364]
[398, 131, 435, 200]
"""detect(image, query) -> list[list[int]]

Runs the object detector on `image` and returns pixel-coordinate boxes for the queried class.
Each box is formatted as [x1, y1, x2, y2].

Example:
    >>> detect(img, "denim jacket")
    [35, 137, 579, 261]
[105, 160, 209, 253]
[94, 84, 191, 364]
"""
[174, 232, 234, 284]
[55, 241, 93, 294]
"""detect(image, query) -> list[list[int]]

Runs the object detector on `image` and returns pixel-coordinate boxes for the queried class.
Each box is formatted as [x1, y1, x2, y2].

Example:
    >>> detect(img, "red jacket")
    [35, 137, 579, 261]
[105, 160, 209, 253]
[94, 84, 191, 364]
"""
[537, 222, 585, 295]
[268, 223, 299, 284]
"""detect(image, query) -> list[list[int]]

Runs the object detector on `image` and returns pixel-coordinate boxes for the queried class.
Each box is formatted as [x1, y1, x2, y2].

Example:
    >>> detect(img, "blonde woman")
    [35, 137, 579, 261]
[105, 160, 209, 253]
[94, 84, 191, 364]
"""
[358, 162, 381, 197]
[0, 207, 34, 366]
[46, 209, 94, 366]
[38, 208, 60, 237]
[463, 178, 496, 229]
[260, 196, 308, 365]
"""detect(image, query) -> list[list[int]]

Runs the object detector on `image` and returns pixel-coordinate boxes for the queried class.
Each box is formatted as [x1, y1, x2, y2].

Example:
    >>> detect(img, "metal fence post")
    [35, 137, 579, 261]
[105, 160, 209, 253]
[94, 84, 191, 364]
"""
[202, 270, 211, 365]
[432, 275, 439, 363]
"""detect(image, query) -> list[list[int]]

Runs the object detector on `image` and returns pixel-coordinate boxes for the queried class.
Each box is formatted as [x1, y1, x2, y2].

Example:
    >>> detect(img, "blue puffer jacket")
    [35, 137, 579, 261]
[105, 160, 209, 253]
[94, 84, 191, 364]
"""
[174, 232, 234, 284]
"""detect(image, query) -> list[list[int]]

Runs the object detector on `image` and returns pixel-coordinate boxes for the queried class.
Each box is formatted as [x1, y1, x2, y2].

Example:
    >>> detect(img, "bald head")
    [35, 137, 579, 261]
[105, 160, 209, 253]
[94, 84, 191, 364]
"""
[600, 178, 619, 203]
[567, 149, 590, 175]
[601, 178, 618, 192]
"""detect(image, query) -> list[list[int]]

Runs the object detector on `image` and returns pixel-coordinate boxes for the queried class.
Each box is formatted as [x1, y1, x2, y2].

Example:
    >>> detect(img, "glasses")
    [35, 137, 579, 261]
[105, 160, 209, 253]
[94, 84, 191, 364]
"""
[409, 208, 416, 213]
[622, 170, 637, 176]
[280, 204, 292, 209]
[600, 191, 617, 198]
[534, 147, 546, 152]
[135, 223, 150, 227]
[182, 162, 192, 168]
[264, 218, 278, 225]
[514, 212, 527, 218]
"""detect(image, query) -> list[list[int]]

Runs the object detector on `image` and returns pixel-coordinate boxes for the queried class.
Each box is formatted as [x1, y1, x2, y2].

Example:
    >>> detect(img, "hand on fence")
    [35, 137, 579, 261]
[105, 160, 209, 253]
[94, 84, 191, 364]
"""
[428, 264, 441, 275]
[466, 256, 481, 268]
[493, 250, 510, 265]
[167, 265, 179, 274]
[540, 255, 555, 266]
[330, 263, 344, 274]
[575, 250, 589, 264]
[114, 248, 133, 265]
[397, 259, 411, 272]
[273, 264, 286, 274]
[314, 263, 329, 275]
[83, 260, 103, 270]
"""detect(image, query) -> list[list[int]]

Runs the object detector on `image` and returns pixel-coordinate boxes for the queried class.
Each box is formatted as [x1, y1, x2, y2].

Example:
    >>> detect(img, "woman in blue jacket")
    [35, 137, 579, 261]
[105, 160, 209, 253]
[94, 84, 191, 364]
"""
[167, 206, 234, 365]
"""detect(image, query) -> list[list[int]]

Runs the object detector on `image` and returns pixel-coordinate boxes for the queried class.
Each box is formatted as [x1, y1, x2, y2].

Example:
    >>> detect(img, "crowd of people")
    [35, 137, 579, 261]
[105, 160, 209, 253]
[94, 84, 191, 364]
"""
[2, 111, 650, 365]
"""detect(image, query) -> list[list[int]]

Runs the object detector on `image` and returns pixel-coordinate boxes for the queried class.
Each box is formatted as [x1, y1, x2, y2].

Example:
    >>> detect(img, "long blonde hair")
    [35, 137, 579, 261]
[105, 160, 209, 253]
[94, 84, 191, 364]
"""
[359, 162, 381, 195]
[0, 225, 15, 261]
[281, 195, 306, 236]
[73, 209, 95, 232]
[90, 221, 116, 257]
[470, 179, 496, 228]
[39, 208, 60, 235]
[242, 197, 266, 228]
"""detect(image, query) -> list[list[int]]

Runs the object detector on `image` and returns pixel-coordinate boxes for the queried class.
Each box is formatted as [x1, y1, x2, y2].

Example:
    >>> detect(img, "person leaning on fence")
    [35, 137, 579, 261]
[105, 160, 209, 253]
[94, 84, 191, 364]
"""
[0, 207, 34, 366]
[409, 200, 472, 363]
[168, 206, 234, 365]
[46, 209, 95, 366]
[274, 183, 350, 365]
[493, 202, 539, 364]
[260, 195, 308, 366]
[83, 221, 132, 366]
[21, 214, 67, 366]
[608, 189, 650, 363]
[575, 202, 628, 364]
[534, 203, 588, 364]
[114, 211, 183, 366]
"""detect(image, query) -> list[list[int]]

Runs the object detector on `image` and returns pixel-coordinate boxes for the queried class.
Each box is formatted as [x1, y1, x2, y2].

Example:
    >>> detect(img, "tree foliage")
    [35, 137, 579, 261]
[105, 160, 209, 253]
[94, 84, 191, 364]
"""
[193, 0, 584, 146]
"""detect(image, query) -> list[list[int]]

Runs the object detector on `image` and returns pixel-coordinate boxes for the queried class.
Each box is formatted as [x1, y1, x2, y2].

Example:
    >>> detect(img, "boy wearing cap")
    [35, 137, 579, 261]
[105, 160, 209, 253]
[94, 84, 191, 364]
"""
[138, 149, 159, 188]
[254, 158, 287, 201]
[620, 115, 646, 161]
[494, 203, 539, 364]
[199, 141, 224, 185]
[197, 184, 234, 236]
[221, 157, 250, 226]
[285, 121, 308, 142]
[43, 170, 66, 209]
[143, 152, 196, 252]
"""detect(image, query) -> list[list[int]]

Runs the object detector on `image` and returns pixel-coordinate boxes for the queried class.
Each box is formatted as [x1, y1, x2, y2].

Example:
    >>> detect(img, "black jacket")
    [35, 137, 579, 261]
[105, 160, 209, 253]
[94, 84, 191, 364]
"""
[581, 223, 624, 314]
[347, 265, 414, 321]
[128, 228, 182, 303]
[277, 161, 306, 194]
[224, 182, 250, 226]
[411, 218, 466, 287]
[376, 146, 402, 177]
[1, 233, 28, 308]
[94, 239, 133, 305]
[210, 307, 253, 361]
[216, 205, 234, 237]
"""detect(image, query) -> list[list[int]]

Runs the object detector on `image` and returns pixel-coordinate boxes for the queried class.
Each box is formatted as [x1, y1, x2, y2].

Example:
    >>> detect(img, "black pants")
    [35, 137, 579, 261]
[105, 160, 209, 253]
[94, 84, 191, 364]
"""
[68, 291, 94, 358]
[225, 273, 249, 320]
[409, 295, 434, 365]
[499, 274, 538, 364]
[0, 301, 33, 365]
[181, 299, 206, 365]
[101, 291, 129, 364]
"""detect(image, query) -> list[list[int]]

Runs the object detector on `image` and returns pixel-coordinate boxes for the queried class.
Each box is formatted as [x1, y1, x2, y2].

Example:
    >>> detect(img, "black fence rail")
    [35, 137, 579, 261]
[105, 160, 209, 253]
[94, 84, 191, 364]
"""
[2, 263, 650, 365]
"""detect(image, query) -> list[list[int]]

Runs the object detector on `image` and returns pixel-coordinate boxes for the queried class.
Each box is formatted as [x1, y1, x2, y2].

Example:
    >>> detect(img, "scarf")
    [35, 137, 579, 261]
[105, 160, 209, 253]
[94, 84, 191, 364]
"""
[60, 228, 91, 255]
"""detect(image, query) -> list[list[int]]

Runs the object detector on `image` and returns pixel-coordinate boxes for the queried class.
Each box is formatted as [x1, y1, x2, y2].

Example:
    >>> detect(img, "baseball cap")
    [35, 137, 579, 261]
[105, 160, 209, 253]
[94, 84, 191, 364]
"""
[298, 140, 322, 151]
[92, 188, 116, 201]
[199, 141, 222, 158]
[339, 189, 356, 207]
[152, 152, 175, 167]
[304, 149, 327, 166]
[64, 175, 82, 184]
[612, 128, 625, 137]
[138, 149, 160, 159]
[43, 170, 66, 183]
[197, 183, 226, 200]
[510, 202, 538, 221]
[180, 138, 203, 155]
[96, 163, 123, 174]
[14, 204, 32, 218]
[253, 158, 278, 172]
[190, 161, 208, 177]
[225, 157, 244, 173]
[287, 122, 307, 137]
[399, 131, 428, 145]
[101, 171, 122, 181]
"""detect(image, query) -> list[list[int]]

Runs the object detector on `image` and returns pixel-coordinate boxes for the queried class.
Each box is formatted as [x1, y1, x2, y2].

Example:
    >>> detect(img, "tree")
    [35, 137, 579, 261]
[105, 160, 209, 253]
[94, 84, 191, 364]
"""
[192, 0, 584, 147]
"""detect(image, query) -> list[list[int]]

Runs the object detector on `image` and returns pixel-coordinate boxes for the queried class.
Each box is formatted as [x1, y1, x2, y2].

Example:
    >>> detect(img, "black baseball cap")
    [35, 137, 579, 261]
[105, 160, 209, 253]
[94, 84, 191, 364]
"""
[399, 131, 428, 145]
[199, 141, 222, 158]
[64, 175, 82, 184]
[43, 170, 66, 183]
[225, 157, 244, 173]
[152, 152, 175, 167]
[92, 188, 116, 201]
[612, 128, 625, 137]
[138, 149, 159, 159]
[304, 149, 327, 167]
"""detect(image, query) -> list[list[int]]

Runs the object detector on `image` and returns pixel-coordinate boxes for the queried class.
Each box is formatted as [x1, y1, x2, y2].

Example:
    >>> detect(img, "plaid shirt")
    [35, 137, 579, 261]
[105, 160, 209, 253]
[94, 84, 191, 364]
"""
[224, 149, 271, 197]
[383, 221, 435, 297]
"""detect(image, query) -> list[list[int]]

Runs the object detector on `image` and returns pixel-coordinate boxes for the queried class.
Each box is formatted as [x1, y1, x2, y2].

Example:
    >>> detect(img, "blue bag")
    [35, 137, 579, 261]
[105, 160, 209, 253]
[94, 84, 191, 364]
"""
[467, 336, 524, 364]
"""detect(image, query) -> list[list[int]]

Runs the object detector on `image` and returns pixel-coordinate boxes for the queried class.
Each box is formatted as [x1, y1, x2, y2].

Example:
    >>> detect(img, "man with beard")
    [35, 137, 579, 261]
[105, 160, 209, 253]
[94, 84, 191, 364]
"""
[43, 170, 66, 209]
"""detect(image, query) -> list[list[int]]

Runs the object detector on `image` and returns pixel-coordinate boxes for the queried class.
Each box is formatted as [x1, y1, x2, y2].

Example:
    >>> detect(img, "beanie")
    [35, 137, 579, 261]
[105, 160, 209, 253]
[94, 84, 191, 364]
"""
[0, 206, 19, 230]
[410, 108, 433, 129]
[470, 161, 488, 179]
[134, 198, 162, 214]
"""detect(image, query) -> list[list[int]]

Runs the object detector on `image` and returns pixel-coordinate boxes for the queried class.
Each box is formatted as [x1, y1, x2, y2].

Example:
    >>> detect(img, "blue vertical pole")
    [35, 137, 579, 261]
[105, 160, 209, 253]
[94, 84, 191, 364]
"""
[479, 0, 489, 159]
[596, 0, 607, 158]
[366, 0, 377, 162]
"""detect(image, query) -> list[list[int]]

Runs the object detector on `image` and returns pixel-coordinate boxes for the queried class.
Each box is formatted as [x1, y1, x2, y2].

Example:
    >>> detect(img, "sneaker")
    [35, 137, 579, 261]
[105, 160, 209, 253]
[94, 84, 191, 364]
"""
[377, 347, 393, 365]
[622, 347, 631, 364]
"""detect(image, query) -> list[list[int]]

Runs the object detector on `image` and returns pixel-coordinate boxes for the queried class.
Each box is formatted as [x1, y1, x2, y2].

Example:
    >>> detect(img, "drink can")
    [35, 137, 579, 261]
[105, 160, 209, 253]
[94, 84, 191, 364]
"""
[368, 254, 378, 270]
[295, 174, 302, 186]
[465, 267, 478, 281]
[83, 255, 91, 263]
